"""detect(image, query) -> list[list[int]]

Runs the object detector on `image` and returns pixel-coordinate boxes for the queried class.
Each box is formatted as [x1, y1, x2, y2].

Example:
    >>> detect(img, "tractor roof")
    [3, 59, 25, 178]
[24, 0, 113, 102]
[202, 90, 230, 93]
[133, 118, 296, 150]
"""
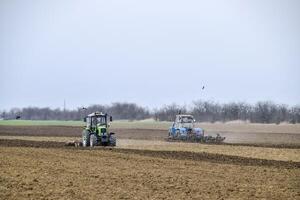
[176, 114, 194, 118]
[87, 112, 106, 117]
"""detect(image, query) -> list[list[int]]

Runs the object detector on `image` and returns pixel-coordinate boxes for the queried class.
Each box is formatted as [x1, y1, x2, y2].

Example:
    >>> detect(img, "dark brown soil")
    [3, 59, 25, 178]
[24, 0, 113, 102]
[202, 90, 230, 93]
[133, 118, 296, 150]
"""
[0, 126, 165, 140]
[1, 125, 300, 148]
[2, 146, 299, 200]
[1, 139, 299, 169]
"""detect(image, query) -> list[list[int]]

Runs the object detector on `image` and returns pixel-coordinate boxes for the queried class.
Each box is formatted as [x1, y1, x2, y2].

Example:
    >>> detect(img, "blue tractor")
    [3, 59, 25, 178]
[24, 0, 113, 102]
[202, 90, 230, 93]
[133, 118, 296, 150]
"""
[168, 114, 225, 143]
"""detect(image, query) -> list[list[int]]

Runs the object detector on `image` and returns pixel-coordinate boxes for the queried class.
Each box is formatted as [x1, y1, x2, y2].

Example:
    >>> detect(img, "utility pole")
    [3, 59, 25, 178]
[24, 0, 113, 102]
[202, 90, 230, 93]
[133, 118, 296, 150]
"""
[63, 99, 66, 120]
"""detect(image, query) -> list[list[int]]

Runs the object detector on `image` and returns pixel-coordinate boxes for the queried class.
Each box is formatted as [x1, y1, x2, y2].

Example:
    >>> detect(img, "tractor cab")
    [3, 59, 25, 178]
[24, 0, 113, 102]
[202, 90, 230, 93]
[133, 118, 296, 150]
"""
[84, 112, 112, 129]
[173, 115, 195, 129]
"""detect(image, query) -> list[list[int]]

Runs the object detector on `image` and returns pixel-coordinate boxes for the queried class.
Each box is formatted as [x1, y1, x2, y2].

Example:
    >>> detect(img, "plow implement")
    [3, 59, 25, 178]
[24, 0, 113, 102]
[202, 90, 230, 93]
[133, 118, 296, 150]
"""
[167, 133, 225, 143]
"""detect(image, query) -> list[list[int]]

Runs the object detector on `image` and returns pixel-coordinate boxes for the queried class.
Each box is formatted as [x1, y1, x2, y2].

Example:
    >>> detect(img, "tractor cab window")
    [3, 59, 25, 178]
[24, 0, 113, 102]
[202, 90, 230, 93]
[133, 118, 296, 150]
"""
[96, 116, 106, 125]
[178, 116, 194, 129]
[180, 117, 194, 123]
[86, 117, 91, 126]
[91, 117, 98, 127]
[90, 116, 106, 127]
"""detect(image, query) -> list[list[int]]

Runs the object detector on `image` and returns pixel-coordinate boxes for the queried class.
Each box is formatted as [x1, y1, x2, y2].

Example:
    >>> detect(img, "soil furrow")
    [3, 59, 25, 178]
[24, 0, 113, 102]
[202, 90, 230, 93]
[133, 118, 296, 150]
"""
[1, 139, 299, 169]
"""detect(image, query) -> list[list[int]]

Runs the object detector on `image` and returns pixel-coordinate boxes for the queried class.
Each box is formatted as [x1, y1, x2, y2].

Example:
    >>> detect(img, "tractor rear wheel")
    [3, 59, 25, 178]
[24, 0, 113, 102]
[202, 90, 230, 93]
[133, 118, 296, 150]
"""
[168, 131, 172, 139]
[176, 130, 180, 139]
[90, 134, 97, 147]
[109, 135, 116, 146]
[82, 130, 90, 147]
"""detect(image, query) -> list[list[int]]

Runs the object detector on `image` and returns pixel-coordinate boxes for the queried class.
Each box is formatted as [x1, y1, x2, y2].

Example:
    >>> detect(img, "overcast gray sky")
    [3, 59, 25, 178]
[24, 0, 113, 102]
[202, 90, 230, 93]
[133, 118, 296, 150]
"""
[1, 0, 299, 110]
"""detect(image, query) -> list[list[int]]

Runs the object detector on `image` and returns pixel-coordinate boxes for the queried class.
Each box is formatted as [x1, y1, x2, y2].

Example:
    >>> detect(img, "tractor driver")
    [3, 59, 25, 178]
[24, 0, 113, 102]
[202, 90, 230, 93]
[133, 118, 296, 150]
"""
[92, 117, 98, 127]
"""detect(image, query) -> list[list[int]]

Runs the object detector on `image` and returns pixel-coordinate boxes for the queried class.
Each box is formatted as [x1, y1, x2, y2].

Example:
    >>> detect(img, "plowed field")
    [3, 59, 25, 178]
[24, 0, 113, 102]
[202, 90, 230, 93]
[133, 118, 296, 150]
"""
[0, 125, 300, 199]
[1, 125, 300, 144]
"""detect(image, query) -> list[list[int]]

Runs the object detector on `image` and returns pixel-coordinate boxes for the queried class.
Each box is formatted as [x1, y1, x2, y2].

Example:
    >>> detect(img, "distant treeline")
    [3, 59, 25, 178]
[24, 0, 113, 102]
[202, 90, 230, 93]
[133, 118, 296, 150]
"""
[1, 103, 151, 121]
[154, 101, 300, 124]
[1, 101, 300, 124]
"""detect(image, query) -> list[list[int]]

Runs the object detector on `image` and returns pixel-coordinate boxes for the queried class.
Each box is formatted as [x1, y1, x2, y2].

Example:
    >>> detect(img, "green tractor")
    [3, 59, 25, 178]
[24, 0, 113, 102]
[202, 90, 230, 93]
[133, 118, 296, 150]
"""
[82, 112, 116, 147]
